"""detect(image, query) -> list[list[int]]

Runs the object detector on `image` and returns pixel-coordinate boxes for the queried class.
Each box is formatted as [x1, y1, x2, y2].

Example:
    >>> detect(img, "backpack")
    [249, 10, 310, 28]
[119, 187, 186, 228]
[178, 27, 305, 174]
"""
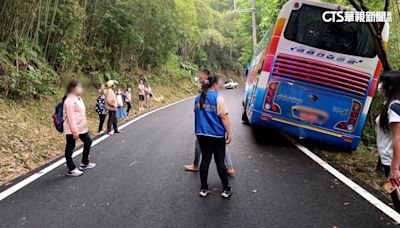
[52, 101, 64, 133]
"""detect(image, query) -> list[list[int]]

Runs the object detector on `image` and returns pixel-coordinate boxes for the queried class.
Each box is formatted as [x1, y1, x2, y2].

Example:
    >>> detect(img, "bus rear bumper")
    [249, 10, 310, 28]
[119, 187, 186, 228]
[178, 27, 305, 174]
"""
[250, 111, 361, 150]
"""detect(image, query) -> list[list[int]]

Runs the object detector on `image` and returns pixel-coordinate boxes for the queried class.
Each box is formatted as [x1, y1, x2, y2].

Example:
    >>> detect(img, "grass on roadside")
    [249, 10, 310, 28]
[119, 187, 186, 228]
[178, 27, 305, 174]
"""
[319, 143, 388, 197]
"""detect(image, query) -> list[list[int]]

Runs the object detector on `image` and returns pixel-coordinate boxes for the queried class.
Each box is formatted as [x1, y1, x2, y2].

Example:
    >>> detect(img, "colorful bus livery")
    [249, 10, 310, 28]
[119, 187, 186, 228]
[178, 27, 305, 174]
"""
[242, 0, 389, 150]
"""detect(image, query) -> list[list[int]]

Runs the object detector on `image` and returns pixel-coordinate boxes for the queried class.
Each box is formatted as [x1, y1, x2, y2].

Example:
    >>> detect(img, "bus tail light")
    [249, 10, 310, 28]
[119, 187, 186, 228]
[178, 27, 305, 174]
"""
[293, 2, 300, 9]
[334, 100, 362, 132]
[264, 82, 281, 114]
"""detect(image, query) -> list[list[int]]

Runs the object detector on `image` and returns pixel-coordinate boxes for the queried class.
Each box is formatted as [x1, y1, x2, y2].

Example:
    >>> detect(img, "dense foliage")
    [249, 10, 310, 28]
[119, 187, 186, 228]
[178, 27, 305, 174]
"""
[0, 0, 260, 98]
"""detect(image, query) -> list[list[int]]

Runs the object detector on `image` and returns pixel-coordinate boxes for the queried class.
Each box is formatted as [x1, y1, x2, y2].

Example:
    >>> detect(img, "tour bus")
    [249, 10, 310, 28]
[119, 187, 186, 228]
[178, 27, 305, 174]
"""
[242, 0, 389, 149]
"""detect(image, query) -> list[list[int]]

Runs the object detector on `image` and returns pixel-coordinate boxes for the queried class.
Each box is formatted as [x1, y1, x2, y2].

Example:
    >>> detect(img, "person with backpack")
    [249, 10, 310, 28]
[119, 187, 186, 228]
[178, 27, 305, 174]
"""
[105, 80, 120, 134]
[63, 80, 96, 177]
[194, 74, 232, 198]
[95, 88, 108, 134]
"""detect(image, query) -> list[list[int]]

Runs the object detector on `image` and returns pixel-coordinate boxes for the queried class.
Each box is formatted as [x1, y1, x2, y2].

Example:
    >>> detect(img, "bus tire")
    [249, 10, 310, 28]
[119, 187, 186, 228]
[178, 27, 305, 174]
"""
[242, 109, 249, 123]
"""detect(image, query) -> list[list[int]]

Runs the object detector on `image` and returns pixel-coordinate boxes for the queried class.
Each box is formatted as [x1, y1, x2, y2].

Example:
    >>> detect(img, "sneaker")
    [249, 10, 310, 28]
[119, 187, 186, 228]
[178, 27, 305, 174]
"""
[199, 189, 211, 197]
[67, 168, 83, 177]
[114, 130, 121, 134]
[79, 163, 96, 171]
[107, 131, 114, 135]
[221, 187, 232, 198]
[184, 164, 199, 172]
[227, 168, 235, 175]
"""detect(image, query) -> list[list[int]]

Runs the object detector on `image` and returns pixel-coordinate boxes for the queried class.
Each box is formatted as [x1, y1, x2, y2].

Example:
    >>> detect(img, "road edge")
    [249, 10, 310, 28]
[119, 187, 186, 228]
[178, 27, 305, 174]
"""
[283, 133, 400, 224]
[0, 96, 194, 201]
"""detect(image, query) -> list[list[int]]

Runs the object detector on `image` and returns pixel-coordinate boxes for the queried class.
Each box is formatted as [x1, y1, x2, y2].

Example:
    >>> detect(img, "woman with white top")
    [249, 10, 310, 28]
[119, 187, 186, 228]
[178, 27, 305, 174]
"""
[116, 89, 128, 119]
[376, 71, 400, 212]
[145, 83, 153, 109]
[138, 79, 145, 111]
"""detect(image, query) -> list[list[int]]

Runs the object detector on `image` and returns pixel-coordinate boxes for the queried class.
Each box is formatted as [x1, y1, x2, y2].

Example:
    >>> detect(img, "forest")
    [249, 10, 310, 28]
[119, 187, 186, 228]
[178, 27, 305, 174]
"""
[0, 0, 262, 98]
[0, 0, 399, 185]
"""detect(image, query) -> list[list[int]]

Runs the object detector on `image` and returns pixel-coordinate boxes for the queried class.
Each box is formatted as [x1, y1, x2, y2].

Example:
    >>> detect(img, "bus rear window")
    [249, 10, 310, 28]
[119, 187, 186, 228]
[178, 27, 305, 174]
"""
[284, 4, 377, 58]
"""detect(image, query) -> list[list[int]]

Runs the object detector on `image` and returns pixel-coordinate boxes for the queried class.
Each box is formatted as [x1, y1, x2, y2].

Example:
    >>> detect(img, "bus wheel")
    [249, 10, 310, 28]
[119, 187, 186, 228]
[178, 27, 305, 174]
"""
[242, 109, 249, 124]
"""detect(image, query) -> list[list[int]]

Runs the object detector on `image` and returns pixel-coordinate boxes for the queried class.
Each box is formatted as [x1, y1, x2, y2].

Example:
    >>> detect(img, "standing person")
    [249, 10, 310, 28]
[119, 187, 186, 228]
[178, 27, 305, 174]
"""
[184, 70, 236, 175]
[95, 88, 108, 134]
[63, 80, 96, 177]
[195, 74, 232, 198]
[376, 71, 400, 212]
[105, 80, 120, 134]
[125, 88, 132, 115]
[184, 141, 235, 174]
[138, 79, 145, 111]
[145, 83, 153, 109]
[116, 89, 128, 120]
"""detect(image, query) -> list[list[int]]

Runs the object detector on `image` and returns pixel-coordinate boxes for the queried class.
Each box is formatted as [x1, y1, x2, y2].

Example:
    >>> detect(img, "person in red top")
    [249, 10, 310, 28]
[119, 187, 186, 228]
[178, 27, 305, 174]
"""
[63, 80, 96, 177]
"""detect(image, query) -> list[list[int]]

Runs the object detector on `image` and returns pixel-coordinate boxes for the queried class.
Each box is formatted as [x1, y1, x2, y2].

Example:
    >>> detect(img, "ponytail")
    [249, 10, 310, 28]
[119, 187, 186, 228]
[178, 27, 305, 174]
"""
[199, 74, 220, 109]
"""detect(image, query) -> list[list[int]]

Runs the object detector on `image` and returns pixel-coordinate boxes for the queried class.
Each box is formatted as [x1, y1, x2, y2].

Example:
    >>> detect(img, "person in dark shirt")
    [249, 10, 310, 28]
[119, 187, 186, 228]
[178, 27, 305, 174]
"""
[95, 88, 108, 133]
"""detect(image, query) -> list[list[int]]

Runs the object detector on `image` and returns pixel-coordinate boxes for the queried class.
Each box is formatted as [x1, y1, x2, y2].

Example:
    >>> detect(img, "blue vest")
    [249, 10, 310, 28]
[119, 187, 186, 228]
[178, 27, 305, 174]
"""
[194, 90, 226, 137]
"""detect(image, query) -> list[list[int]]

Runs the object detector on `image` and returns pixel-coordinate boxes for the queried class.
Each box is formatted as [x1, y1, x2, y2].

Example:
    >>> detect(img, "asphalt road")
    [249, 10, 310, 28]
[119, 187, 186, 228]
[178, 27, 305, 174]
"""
[0, 90, 396, 228]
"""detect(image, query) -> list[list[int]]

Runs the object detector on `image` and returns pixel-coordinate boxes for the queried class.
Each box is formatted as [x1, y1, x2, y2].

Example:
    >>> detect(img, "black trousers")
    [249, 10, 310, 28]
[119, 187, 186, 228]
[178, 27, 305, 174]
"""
[98, 114, 107, 133]
[197, 135, 229, 190]
[65, 133, 92, 171]
[384, 165, 400, 212]
[107, 110, 118, 133]
[126, 102, 132, 114]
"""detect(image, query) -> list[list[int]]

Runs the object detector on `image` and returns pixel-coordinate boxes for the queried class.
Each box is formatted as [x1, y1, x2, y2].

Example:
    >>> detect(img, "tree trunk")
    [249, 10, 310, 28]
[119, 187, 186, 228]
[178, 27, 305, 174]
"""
[348, 0, 393, 71]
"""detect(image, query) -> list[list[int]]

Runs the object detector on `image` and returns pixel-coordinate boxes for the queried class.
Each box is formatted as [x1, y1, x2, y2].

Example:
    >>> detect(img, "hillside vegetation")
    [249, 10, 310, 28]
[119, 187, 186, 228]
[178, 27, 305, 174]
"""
[0, 0, 399, 186]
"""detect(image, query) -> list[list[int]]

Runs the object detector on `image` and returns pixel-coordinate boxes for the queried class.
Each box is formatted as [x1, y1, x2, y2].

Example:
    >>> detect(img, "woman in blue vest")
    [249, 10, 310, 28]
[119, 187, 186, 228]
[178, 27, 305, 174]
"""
[195, 74, 233, 198]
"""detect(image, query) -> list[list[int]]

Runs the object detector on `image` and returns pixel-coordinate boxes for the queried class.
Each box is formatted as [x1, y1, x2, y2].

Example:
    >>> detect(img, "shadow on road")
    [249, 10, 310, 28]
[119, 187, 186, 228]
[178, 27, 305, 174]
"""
[247, 124, 291, 147]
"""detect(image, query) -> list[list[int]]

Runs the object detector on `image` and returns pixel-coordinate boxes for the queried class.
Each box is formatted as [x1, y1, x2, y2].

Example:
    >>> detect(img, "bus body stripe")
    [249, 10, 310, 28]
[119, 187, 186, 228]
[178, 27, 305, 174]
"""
[273, 18, 286, 36]
[368, 61, 382, 96]
[262, 18, 286, 73]
[374, 61, 382, 79]
[362, 96, 373, 115]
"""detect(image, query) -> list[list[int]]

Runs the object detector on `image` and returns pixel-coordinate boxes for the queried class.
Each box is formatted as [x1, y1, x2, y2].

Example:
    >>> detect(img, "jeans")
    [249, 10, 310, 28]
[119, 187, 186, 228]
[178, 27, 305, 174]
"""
[384, 165, 400, 212]
[194, 139, 233, 169]
[107, 110, 118, 133]
[197, 135, 229, 190]
[98, 114, 107, 133]
[65, 132, 92, 171]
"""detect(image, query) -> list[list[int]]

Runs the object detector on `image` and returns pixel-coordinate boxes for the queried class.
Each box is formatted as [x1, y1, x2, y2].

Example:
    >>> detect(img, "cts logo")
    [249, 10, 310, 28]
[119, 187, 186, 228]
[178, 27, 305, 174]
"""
[322, 11, 344, 22]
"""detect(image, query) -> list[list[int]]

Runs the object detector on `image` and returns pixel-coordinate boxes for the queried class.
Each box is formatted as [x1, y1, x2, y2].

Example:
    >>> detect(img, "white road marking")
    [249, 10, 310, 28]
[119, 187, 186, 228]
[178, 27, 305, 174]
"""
[128, 161, 138, 167]
[0, 96, 194, 201]
[283, 133, 400, 224]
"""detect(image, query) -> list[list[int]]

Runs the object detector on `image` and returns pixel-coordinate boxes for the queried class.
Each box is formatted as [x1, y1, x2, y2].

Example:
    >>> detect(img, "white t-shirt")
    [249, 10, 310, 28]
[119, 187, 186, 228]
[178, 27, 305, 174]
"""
[117, 94, 123, 107]
[376, 100, 400, 166]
